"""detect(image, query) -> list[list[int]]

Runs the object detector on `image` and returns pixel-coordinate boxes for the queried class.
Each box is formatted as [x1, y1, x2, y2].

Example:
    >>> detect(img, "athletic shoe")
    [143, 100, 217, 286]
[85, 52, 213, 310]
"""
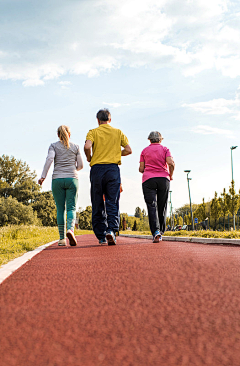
[153, 230, 161, 243]
[99, 238, 107, 245]
[67, 229, 77, 246]
[58, 239, 67, 246]
[106, 231, 116, 245]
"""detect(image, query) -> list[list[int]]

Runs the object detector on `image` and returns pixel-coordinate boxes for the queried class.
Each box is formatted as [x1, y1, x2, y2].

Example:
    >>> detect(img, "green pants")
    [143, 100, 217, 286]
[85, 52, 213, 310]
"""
[52, 178, 79, 239]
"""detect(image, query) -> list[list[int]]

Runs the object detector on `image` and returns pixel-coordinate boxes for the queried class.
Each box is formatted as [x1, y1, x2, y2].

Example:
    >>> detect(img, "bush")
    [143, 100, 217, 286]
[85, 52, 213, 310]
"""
[32, 191, 57, 226]
[0, 196, 40, 226]
[78, 206, 92, 230]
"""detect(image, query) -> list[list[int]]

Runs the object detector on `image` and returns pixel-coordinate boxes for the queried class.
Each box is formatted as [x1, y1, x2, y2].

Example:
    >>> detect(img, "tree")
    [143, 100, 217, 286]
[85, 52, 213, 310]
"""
[78, 206, 92, 230]
[120, 212, 149, 231]
[177, 216, 183, 225]
[32, 191, 57, 226]
[228, 181, 239, 224]
[132, 220, 137, 231]
[175, 203, 199, 217]
[166, 217, 171, 227]
[194, 198, 207, 223]
[0, 155, 40, 204]
[210, 192, 221, 230]
[184, 213, 192, 225]
[134, 207, 143, 219]
[219, 188, 229, 230]
[0, 196, 40, 226]
[173, 215, 177, 227]
[122, 216, 127, 230]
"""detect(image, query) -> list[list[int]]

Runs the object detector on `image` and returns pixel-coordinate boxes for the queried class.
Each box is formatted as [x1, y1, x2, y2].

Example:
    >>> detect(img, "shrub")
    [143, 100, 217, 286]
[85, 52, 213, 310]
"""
[0, 196, 40, 226]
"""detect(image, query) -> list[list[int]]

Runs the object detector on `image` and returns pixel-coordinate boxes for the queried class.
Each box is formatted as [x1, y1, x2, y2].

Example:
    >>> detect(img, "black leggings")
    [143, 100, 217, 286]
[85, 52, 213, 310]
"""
[142, 177, 170, 235]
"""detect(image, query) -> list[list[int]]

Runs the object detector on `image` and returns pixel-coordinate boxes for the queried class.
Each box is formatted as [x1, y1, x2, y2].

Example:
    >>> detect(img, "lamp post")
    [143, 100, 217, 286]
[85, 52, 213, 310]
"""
[230, 146, 238, 229]
[184, 170, 194, 230]
[169, 190, 172, 229]
[230, 146, 238, 182]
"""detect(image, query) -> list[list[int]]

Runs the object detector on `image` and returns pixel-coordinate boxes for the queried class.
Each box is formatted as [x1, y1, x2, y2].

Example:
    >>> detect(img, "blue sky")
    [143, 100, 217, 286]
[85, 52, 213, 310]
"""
[1, 0, 240, 215]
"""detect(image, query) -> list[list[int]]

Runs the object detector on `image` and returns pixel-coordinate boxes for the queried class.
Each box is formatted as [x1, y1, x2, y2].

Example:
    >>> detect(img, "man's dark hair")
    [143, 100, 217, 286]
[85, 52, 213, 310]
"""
[96, 109, 111, 122]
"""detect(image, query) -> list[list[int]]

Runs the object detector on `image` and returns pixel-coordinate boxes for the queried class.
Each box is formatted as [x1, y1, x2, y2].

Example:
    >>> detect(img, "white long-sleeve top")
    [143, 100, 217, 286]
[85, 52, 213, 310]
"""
[41, 141, 83, 180]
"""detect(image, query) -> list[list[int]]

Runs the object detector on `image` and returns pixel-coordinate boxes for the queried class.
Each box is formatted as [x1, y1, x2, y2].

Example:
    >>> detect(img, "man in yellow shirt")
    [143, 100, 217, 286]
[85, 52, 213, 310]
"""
[84, 109, 132, 245]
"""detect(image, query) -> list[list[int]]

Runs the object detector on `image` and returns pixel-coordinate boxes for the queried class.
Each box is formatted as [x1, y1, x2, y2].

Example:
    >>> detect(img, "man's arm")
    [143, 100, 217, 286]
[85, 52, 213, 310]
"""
[84, 140, 93, 162]
[121, 144, 132, 156]
[166, 156, 175, 180]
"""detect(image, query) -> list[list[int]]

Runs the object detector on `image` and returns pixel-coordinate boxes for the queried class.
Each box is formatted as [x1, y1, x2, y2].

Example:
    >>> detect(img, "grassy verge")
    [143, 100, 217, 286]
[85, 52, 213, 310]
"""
[120, 230, 240, 239]
[0, 226, 93, 267]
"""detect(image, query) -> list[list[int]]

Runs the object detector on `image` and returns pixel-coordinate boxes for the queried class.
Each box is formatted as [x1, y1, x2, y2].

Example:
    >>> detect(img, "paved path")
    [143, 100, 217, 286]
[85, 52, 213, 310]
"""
[1, 235, 240, 366]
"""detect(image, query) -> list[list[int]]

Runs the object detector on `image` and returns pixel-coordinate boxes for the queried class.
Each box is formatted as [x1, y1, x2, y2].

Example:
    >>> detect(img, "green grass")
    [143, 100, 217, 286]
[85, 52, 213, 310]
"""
[120, 230, 240, 239]
[120, 230, 152, 236]
[0, 226, 93, 267]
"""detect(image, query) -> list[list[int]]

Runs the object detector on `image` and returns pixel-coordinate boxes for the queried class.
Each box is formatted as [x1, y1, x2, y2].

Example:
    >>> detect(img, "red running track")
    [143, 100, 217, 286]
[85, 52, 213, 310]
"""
[1, 235, 240, 366]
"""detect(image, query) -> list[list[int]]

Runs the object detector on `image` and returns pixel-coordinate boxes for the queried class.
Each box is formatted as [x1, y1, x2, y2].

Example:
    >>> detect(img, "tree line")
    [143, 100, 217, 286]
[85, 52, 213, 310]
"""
[77, 206, 150, 231]
[1, 154, 239, 231]
[169, 180, 240, 230]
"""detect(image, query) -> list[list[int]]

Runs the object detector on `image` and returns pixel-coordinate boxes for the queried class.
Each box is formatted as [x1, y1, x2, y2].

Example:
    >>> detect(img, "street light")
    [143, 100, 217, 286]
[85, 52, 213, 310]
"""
[184, 170, 194, 230]
[230, 146, 238, 230]
[169, 190, 173, 229]
[230, 146, 238, 182]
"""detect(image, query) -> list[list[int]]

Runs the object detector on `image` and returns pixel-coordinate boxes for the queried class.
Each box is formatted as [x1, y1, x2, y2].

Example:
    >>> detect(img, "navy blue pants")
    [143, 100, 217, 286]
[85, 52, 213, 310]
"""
[90, 164, 121, 240]
[142, 177, 170, 235]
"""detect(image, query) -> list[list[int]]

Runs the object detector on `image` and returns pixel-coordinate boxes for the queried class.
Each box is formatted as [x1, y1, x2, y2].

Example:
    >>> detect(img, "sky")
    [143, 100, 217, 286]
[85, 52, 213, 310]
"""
[1, 0, 240, 215]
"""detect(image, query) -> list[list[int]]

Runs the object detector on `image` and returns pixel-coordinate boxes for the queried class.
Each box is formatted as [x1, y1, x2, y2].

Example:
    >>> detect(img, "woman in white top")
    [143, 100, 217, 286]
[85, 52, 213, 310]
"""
[38, 125, 83, 246]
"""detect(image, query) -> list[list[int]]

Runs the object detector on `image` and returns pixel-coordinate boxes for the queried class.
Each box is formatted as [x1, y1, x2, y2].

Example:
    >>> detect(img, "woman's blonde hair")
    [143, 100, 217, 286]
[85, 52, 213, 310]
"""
[57, 125, 70, 148]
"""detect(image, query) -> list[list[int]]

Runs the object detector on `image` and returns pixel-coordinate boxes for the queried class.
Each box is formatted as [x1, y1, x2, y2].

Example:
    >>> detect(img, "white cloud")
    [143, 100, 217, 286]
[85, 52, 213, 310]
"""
[192, 125, 234, 138]
[103, 102, 130, 108]
[58, 80, 72, 89]
[22, 79, 45, 87]
[182, 87, 240, 120]
[58, 81, 71, 85]
[1, 0, 240, 85]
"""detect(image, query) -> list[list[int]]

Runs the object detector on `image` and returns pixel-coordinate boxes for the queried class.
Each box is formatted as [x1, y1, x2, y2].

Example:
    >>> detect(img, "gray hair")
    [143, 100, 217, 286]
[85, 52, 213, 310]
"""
[148, 131, 163, 143]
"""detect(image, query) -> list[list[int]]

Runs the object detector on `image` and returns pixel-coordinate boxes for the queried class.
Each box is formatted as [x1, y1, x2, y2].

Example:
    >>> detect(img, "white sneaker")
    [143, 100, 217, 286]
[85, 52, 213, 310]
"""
[58, 239, 67, 246]
[67, 230, 77, 246]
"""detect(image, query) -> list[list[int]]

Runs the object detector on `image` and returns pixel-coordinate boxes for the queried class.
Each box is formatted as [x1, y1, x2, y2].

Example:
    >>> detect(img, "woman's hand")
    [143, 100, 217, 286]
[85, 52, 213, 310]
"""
[38, 178, 45, 185]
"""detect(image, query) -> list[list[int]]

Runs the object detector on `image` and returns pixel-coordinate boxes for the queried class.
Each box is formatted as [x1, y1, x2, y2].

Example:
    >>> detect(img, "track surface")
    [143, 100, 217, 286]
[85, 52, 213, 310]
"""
[1, 235, 240, 366]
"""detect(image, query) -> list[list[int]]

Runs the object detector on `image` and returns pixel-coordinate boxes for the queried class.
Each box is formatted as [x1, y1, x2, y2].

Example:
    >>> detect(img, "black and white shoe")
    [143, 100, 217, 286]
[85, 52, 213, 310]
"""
[153, 230, 161, 243]
[106, 231, 116, 245]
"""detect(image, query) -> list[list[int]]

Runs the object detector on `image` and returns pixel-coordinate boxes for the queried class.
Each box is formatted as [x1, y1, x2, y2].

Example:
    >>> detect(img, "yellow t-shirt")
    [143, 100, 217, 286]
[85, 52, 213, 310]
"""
[86, 124, 129, 166]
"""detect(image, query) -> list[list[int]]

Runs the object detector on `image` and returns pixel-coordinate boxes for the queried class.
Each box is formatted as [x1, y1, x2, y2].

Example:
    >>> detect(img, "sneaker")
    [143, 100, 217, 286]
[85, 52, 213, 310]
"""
[58, 239, 67, 246]
[99, 238, 107, 245]
[67, 229, 77, 246]
[153, 230, 161, 243]
[106, 231, 116, 245]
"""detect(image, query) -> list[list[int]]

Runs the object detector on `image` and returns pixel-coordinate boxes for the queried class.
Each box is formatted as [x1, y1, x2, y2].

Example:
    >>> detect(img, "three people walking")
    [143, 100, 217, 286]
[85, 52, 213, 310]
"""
[39, 111, 174, 245]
